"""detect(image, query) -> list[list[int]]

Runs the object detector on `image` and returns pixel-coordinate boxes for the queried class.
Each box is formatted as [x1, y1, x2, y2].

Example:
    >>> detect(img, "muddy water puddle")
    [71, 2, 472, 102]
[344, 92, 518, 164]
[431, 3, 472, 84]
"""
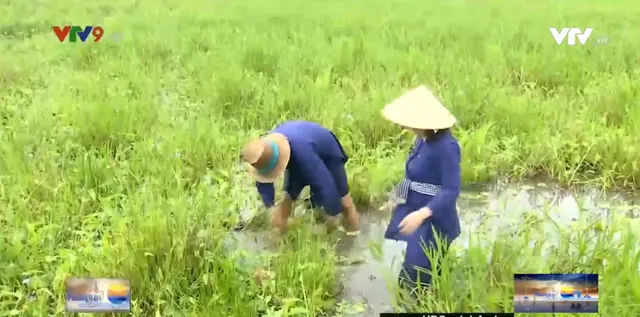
[227, 183, 639, 316]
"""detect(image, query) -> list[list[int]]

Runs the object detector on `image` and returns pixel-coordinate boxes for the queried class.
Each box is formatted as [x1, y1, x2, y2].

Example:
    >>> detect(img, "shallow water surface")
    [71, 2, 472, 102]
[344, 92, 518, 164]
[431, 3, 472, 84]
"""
[227, 182, 639, 316]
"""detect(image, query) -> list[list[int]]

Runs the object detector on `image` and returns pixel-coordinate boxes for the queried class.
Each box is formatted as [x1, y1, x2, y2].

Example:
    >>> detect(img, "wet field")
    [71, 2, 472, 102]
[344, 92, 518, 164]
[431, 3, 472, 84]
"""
[226, 182, 639, 316]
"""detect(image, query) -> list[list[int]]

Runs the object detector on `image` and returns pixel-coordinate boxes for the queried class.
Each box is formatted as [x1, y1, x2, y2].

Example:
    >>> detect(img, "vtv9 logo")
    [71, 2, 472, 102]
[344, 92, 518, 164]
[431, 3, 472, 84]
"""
[53, 26, 121, 43]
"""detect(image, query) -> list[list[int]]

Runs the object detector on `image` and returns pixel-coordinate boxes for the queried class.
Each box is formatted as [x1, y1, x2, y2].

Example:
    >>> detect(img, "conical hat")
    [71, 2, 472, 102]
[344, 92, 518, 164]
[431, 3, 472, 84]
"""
[381, 85, 456, 130]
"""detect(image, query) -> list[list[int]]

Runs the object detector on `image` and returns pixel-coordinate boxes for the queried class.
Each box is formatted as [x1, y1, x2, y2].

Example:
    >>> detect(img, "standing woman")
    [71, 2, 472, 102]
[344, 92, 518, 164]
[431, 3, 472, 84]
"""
[381, 86, 462, 291]
[242, 121, 360, 235]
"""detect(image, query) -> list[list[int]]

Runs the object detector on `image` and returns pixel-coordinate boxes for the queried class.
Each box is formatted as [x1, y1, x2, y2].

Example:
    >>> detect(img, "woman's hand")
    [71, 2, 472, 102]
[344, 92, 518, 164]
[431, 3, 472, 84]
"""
[398, 207, 433, 235]
[270, 199, 292, 234]
[270, 206, 287, 233]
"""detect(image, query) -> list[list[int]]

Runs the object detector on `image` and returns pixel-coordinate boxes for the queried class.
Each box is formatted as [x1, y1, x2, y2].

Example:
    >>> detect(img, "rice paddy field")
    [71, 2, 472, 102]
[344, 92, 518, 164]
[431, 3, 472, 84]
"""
[1, 0, 639, 316]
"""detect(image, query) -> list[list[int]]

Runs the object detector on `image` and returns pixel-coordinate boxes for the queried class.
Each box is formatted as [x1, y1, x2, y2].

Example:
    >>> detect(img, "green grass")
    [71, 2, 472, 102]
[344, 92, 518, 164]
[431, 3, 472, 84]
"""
[402, 206, 640, 316]
[1, 0, 639, 316]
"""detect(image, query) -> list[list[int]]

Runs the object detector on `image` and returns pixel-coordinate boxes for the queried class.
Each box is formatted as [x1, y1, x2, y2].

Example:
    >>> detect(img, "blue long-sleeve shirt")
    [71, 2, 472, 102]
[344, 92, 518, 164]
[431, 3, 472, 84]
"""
[255, 121, 348, 215]
[403, 130, 462, 239]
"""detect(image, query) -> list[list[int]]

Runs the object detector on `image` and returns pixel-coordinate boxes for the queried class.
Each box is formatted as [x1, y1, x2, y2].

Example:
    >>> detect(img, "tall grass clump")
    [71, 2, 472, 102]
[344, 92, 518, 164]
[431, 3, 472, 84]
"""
[407, 209, 640, 317]
[1, 0, 639, 316]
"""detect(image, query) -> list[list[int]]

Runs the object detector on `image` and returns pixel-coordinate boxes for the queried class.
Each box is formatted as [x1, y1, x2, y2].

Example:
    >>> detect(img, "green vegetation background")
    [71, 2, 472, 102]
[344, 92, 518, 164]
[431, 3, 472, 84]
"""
[1, 0, 638, 316]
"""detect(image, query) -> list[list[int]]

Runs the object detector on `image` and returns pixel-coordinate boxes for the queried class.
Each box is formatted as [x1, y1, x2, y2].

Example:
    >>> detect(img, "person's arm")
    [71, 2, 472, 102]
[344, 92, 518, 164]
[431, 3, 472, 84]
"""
[424, 140, 461, 218]
[255, 182, 275, 208]
[294, 143, 342, 215]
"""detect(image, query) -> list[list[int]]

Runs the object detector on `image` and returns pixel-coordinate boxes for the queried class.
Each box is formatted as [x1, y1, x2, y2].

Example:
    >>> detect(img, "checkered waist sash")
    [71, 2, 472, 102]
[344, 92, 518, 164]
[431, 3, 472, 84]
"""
[390, 178, 442, 204]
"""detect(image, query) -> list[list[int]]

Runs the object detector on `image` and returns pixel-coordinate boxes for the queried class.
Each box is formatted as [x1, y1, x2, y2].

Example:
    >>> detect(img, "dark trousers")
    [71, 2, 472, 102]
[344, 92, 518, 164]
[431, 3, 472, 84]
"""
[284, 158, 349, 217]
[398, 238, 451, 292]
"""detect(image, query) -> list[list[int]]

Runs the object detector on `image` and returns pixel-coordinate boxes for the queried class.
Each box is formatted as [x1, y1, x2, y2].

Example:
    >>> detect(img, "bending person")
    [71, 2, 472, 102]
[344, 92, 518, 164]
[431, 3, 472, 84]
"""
[242, 120, 360, 235]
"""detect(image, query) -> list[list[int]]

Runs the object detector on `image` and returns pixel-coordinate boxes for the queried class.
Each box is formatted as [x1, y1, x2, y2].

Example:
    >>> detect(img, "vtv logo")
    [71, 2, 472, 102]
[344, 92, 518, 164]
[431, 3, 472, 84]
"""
[549, 28, 593, 46]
